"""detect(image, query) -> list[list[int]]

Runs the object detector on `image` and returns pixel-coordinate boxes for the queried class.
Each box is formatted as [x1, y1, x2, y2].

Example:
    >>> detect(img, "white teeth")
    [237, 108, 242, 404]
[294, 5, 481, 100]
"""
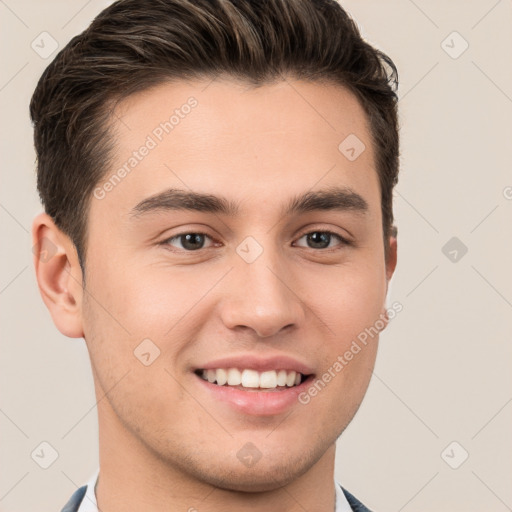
[241, 369, 259, 388]
[276, 369, 287, 386]
[227, 368, 242, 386]
[260, 370, 277, 388]
[216, 368, 227, 386]
[198, 368, 305, 389]
[286, 370, 297, 387]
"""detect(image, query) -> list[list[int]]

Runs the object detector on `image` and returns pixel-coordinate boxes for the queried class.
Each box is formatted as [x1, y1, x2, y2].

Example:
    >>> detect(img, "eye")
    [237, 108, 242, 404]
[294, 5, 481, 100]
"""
[163, 232, 215, 251]
[294, 230, 348, 250]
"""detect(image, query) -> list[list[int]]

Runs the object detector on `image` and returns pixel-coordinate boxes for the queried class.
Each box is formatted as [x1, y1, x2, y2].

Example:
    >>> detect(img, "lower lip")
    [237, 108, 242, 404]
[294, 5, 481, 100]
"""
[194, 373, 315, 416]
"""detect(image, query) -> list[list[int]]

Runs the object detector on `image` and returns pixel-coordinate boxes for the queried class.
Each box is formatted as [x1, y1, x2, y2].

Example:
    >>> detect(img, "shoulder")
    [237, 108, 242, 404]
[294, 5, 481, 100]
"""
[60, 485, 87, 512]
[341, 486, 374, 512]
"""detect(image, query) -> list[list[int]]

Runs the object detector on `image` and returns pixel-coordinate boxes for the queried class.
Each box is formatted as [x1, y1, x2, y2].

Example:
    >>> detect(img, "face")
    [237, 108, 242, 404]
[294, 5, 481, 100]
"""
[80, 78, 396, 492]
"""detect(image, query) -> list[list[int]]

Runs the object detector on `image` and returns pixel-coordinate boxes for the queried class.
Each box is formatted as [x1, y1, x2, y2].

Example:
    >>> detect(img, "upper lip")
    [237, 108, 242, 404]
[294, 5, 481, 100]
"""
[195, 354, 315, 375]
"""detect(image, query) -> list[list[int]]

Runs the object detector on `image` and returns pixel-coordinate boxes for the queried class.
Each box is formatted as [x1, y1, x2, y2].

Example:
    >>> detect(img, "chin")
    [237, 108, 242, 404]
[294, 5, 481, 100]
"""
[178, 442, 325, 494]
[198, 464, 305, 493]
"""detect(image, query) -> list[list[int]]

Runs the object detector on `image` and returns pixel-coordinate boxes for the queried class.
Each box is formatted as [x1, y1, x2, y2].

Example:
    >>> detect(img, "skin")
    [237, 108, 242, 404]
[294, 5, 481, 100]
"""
[33, 77, 397, 512]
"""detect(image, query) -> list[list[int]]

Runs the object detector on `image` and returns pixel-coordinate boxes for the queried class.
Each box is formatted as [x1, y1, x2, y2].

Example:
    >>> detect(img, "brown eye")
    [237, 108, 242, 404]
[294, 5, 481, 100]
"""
[295, 231, 347, 250]
[165, 233, 212, 251]
[307, 232, 331, 249]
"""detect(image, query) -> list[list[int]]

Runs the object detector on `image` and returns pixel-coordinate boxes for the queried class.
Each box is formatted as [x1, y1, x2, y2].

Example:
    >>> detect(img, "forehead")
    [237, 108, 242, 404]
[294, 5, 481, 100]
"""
[92, 78, 379, 220]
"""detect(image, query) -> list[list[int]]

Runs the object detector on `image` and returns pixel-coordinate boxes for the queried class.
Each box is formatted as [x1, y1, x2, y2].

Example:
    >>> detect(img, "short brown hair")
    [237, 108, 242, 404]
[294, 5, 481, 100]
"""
[30, 0, 399, 274]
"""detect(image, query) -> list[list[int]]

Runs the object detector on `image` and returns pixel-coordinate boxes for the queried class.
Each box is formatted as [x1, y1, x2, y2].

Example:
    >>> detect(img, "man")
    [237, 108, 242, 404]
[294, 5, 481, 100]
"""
[30, 0, 399, 510]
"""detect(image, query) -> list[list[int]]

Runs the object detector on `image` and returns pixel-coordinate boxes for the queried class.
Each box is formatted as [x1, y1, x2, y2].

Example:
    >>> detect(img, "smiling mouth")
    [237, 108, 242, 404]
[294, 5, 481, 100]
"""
[194, 368, 311, 391]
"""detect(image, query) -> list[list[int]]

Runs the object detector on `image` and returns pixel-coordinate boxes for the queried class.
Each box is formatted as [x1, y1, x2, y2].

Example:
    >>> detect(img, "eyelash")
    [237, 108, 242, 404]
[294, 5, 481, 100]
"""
[160, 230, 351, 252]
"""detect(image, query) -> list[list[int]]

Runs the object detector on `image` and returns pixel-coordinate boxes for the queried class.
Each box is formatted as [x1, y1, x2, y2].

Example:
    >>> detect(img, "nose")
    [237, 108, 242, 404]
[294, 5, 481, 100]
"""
[219, 249, 305, 338]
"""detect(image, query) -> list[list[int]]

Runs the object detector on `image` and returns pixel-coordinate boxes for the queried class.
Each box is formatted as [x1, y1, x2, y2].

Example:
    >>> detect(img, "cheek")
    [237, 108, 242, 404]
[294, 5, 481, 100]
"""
[82, 259, 222, 391]
[306, 259, 387, 345]
[85, 255, 191, 337]
[304, 258, 386, 407]
[119, 266, 226, 339]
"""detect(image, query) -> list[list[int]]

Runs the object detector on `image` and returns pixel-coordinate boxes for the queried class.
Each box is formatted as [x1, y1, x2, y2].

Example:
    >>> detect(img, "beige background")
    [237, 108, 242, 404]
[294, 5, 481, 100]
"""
[1, 1, 511, 511]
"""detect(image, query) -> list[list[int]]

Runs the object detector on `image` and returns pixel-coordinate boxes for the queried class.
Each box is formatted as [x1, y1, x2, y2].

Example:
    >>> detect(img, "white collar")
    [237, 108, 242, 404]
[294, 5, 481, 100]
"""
[76, 469, 99, 512]
[335, 479, 354, 512]
[77, 470, 352, 511]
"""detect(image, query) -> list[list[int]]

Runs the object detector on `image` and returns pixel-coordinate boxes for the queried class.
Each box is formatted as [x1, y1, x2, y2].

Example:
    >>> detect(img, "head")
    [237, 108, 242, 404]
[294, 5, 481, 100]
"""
[31, 0, 399, 493]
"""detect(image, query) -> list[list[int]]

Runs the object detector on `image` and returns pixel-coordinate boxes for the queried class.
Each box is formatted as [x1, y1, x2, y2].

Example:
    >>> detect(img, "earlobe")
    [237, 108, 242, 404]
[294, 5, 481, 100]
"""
[32, 212, 85, 338]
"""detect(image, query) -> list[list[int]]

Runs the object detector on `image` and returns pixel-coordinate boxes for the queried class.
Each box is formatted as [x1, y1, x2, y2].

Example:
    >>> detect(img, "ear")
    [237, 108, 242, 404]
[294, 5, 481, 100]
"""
[385, 230, 398, 284]
[380, 230, 398, 327]
[32, 212, 84, 338]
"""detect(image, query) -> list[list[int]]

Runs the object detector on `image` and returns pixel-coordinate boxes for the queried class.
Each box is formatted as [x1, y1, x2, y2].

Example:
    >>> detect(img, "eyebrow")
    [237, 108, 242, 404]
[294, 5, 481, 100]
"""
[129, 186, 368, 219]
